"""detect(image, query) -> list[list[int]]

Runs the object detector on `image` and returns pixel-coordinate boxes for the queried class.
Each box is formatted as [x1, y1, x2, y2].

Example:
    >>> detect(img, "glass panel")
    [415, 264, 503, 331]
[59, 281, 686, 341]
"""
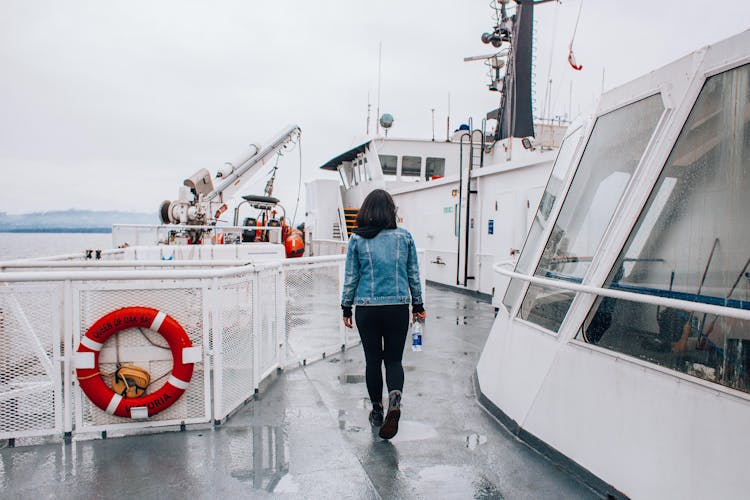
[582, 298, 750, 393]
[519, 284, 575, 332]
[379, 155, 397, 176]
[425, 157, 445, 180]
[503, 126, 584, 311]
[578, 64, 750, 393]
[520, 93, 664, 332]
[401, 156, 422, 177]
[352, 161, 361, 185]
[364, 157, 372, 181]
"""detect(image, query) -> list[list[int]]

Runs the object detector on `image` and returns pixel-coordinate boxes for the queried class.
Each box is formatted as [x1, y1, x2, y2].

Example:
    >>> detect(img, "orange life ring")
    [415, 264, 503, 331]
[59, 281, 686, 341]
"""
[76, 306, 195, 419]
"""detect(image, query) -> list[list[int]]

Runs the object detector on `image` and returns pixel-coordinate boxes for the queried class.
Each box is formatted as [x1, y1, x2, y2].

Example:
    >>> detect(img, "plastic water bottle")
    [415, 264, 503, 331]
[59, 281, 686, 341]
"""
[411, 320, 423, 352]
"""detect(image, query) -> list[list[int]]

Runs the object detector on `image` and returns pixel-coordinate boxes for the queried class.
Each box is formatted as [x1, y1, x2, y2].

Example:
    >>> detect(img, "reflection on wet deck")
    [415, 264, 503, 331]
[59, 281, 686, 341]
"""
[0, 286, 598, 499]
[226, 426, 288, 492]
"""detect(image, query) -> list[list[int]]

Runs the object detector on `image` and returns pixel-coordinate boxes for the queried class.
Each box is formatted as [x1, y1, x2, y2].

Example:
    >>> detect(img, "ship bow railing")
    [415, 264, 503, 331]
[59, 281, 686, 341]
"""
[0, 255, 357, 442]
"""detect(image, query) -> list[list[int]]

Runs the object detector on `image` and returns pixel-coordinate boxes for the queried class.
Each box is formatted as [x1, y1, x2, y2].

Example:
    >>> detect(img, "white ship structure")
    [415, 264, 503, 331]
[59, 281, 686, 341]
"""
[477, 26, 750, 500]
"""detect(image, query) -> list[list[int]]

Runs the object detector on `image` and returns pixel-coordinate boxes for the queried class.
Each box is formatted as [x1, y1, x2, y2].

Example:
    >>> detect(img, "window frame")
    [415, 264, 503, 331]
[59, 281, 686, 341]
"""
[400, 155, 423, 180]
[425, 157, 446, 180]
[512, 92, 669, 333]
[379, 154, 398, 178]
[498, 51, 750, 402]
[569, 62, 750, 394]
[502, 125, 585, 312]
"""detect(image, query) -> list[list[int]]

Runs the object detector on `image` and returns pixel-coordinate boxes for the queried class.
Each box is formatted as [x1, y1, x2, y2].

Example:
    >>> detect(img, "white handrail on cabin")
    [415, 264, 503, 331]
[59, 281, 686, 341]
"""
[493, 262, 750, 322]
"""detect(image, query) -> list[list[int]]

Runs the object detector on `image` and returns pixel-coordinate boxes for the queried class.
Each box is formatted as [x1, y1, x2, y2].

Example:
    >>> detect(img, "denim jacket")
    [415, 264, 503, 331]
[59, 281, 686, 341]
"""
[341, 228, 423, 307]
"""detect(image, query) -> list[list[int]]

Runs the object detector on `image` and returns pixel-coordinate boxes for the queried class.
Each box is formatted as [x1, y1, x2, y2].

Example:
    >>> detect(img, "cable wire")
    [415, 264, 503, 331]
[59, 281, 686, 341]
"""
[291, 134, 303, 227]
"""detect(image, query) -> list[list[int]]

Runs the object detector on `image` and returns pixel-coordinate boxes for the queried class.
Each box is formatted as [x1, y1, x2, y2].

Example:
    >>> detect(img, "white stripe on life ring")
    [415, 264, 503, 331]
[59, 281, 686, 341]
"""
[150, 311, 167, 332]
[74, 352, 96, 370]
[106, 393, 123, 415]
[80, 336, 104, 352]
[168, 375, 190, 390]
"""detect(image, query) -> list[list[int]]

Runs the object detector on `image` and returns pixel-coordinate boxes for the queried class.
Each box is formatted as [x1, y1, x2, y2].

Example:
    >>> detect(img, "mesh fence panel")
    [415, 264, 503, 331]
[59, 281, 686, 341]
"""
[284, 263, 348, 365]
[75, 283, 209, 431]
[215, 275, 254, 420]
[0, 284, 62, 439]
[258, 269, 279, 377]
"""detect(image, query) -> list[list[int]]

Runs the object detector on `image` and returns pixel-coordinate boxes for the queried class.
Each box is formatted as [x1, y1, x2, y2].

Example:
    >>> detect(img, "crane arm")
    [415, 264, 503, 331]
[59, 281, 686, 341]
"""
[205, 124, 301, 204]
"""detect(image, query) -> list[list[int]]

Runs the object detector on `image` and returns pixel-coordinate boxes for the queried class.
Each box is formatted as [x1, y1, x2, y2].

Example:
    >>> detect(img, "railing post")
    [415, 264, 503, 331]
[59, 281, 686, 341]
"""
[210, 276, 223, 422]
[276, 266, 285, 366]
[252, 269, 261, 394]
[338, 260, 347, 348]
[62, 280, 73, 437]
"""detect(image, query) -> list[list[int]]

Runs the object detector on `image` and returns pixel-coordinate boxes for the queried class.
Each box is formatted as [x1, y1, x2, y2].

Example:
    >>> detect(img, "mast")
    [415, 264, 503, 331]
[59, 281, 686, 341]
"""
[376, 42, 382, 136]
[366, 93, 371, 136]
[495, 0, 535, 141]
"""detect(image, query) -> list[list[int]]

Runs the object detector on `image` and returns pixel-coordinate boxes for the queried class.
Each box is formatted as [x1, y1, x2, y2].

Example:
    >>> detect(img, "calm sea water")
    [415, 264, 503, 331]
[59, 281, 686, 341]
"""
[0, 232, 113, 260]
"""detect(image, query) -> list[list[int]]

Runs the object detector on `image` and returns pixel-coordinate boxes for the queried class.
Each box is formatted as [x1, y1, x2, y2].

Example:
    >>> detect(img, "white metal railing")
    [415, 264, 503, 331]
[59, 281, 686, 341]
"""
[112, 224, 285, 248]
[308, 238, 347, 257]
[0, 255, 350, 442]
[493, 263, 750, 321]
[0, 260, 253, 269]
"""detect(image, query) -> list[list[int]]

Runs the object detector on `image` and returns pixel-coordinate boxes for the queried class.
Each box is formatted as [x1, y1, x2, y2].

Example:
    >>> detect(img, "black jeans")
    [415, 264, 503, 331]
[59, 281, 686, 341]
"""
[355, 304, 410, 403]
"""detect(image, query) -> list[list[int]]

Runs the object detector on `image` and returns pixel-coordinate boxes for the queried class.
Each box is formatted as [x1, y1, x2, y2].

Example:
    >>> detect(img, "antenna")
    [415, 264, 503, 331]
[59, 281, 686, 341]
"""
[376, 41, 382, 136]
[431, 108, 435, 141]
[366, 92, 371, 136]
[446, 92, 451, 141]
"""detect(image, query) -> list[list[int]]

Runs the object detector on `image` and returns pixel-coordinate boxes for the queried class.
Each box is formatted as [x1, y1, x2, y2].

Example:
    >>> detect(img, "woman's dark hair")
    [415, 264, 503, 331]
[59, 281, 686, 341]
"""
[356, 189, 397, 229]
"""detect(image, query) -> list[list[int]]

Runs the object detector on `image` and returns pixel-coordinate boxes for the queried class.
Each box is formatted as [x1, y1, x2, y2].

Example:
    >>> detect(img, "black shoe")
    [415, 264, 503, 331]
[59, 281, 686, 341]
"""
[369, 404, 384, 427]
[379, 391, 401, 439]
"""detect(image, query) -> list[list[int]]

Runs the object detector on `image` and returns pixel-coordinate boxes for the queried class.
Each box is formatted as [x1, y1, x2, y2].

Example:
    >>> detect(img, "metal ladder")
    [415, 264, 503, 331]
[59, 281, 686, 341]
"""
[456, 118, 486, 286]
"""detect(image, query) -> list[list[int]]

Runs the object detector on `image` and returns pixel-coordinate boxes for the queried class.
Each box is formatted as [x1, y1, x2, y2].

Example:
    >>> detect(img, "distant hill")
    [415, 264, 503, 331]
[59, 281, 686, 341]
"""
[0, 209, 157, 233]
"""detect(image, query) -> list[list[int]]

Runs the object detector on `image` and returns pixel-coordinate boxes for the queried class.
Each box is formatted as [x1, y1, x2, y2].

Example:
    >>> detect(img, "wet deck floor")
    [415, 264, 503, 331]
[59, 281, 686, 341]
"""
[0, 286, 598, 499]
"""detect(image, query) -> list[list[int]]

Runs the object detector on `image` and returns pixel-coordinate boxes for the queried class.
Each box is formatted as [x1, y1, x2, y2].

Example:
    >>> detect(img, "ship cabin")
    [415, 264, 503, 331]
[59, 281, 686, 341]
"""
[478, 29, 750, 499]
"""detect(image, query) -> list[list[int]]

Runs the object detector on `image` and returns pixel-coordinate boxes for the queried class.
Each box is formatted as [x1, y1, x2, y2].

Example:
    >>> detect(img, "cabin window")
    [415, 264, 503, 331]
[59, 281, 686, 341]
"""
[519, 93, 664, 332]
[425, 157, 445, 180]
[363, 157, 372, 181]
[352, 162, 361, 185]
[577, 63, 750, 394]
[503, 126, 584, 311]
[354, 156, 368, 184]
[401, 156, 422, 180]
[379, 155, 397, 177]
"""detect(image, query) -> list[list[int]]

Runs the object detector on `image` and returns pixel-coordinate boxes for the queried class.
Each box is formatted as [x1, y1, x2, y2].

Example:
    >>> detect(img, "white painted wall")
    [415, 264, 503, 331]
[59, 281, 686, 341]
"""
[305, 179, 344, 243]
[477, 314, 750, 499]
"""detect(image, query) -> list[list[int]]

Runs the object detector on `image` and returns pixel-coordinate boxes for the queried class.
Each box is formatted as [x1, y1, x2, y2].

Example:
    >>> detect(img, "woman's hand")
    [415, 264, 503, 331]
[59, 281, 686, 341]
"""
[413, 310, 426, 323]
[343, 316, 353, 329]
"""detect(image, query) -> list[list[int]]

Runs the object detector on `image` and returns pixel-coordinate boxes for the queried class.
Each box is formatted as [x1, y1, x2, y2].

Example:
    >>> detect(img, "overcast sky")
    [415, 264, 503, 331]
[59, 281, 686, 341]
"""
[1, 1, 748, 219]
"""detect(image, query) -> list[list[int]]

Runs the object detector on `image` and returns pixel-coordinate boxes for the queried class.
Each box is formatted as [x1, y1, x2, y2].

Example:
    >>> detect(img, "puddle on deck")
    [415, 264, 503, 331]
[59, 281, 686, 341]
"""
[417, 465, 503, 499]
[225, 425, 296, 493]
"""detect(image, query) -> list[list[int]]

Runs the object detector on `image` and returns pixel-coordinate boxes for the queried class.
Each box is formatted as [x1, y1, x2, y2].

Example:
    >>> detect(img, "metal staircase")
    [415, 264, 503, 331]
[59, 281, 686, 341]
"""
[343, 208, 359, 237]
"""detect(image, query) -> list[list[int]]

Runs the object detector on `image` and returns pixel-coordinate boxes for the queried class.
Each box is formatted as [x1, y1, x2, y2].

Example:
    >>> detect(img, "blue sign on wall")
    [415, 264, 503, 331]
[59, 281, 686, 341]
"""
[488, 219, 494, 235]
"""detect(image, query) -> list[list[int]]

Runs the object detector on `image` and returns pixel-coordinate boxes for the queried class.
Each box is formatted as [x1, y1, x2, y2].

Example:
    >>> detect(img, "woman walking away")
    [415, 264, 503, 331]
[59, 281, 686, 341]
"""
[341, 189, 427, 440]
